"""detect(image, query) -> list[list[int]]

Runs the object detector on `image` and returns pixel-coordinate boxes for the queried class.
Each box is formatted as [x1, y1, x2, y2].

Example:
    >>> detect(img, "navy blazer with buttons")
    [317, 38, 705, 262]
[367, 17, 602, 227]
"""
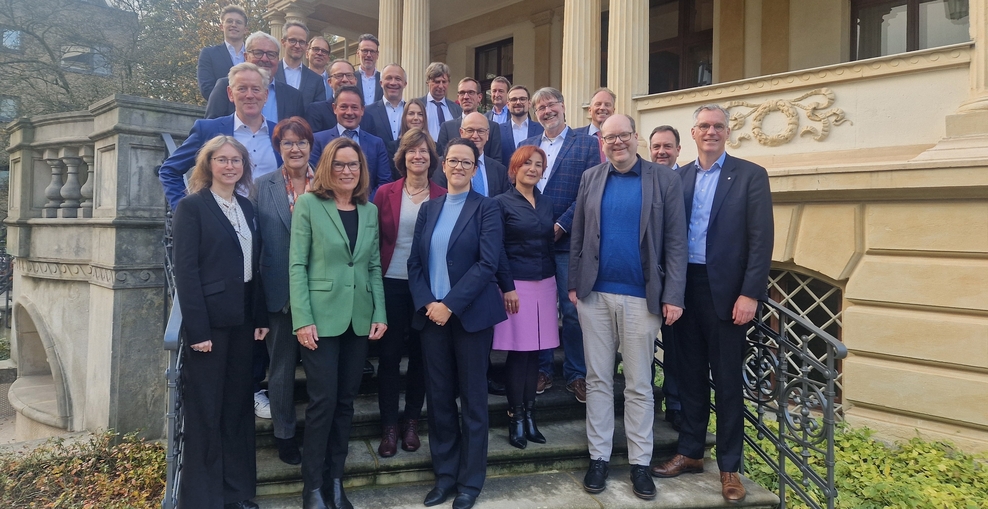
[518, 127, 601, 251]
[679, 153, 774, 321]
[309, 127, 392, 197]
[197, 43, 235, 100]
[499, 119, 543, 165]
[406, 191, 507, 333]
[158, 114, 282, 210]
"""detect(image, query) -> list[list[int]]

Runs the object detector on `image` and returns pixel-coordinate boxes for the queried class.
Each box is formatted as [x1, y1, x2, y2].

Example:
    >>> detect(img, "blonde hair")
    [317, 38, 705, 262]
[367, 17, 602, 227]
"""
[187, 136, 254, 196]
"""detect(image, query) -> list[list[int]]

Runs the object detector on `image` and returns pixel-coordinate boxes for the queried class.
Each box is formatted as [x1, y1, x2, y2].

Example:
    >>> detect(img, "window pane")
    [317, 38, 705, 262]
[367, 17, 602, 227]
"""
[919, 0, 970, 49]
[2, 29, 21, 50]
[650, 0, 679, 42]
[500, 42, 513, 77]
[856, 2, 907, 59]
[691, 0, 714, 32]
[0, 96, 18, 121]
[649, 50, 680, 94]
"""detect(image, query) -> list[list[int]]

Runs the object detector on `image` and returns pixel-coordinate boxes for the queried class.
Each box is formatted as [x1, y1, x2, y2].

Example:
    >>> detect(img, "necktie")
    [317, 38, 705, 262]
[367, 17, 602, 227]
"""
[344, 129, 357, 140]
[471, 167, 487, 196]
[432, 100, 446, 124]
[593, 131, 605, 163]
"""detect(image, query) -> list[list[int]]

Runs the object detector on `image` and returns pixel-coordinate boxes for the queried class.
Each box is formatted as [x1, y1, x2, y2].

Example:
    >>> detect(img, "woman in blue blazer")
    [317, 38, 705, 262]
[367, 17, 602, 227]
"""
[407, 138, 507, 509]
[172, 135, 269, 509]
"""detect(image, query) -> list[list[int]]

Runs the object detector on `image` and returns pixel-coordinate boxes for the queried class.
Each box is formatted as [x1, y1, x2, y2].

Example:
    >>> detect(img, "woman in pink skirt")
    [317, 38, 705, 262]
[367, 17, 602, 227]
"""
[493, 145, 560, 449]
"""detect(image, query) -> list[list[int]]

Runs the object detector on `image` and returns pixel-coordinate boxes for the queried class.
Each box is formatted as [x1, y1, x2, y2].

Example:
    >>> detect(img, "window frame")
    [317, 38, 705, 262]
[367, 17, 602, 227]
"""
[60, 44, 112, 76]
[850, 0, 970, 60]
[1, 27, 23, 53]
[0, 95, 21, 122]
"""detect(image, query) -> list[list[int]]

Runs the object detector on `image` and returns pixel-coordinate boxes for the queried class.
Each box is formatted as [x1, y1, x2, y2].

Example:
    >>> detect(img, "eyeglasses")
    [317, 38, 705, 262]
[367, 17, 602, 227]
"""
[332, 161, 360, 173]
[535, 100, 561, 114]
[284, 38, 306, 47]
[445, 158, 475, 170]
[248, 49, 279, 60]
[280, 140, 310, 150]
[457, 90, 479, 96]
[694, 123, 727, 133]
[461, 128, 488, 136]
[330, 72, 356, 81]
[212, 157, 244, 167]
[308, 47, 330, 55]
[601, 132, 634, 144]
[358, 49, 379, 55]
[507, 97, 529, 103]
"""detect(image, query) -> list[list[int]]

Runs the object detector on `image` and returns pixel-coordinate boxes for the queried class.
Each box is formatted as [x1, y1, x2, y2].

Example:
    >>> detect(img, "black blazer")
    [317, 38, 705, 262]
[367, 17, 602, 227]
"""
[679, 154, 774, 321]
[275, 61, 326, 108]
[358, 69, 385, 103]
[494, 187, 555, 283]
[431, 155, 510, 197]
[205, 77, 306, 121]
[173, 189, 267, 342]
[435, 116, 503, 164]
[407, 191, 507, 333]
[304, 99, 337, 133]
[361, 100, 400, 173]
[197, 44, 235, 100]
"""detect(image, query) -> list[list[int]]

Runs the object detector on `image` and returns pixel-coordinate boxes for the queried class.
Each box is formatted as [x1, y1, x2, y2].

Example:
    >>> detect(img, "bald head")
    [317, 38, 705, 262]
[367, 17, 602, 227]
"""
[460, 112, 490, 155]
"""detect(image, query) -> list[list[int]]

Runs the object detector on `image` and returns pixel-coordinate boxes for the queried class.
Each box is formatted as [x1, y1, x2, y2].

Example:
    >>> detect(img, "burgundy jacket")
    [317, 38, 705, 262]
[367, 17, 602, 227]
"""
[373, 178, 447, 275]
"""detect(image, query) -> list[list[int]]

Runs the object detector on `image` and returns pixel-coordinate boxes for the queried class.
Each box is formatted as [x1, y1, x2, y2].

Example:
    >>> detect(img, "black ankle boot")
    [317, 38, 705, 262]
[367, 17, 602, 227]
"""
[303, 488, 329, 509]
[524, 401, 546, 443]
[508, 406, 527, 449]
[327, 478, 353, 509]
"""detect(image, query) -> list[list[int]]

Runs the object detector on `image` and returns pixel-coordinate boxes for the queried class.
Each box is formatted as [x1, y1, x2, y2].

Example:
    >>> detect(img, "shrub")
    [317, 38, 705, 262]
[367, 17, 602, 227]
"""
[0, 431, 165, 508]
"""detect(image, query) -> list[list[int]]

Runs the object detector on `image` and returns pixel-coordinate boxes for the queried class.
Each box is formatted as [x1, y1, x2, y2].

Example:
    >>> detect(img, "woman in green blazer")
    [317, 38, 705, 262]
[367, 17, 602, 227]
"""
[289, 136, 387, 509]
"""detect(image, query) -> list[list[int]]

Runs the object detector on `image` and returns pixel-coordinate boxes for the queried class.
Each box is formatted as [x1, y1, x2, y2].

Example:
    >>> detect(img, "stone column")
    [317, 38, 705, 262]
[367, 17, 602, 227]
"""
[561, 0, 600, 127]
[266, 12, 287, 42]
[958, 0, 988, 113]
[531, 10, 554, 90]
[379, 0, 402, 67]
[607, 0, 649, 119]
[402, 0, 430, 99]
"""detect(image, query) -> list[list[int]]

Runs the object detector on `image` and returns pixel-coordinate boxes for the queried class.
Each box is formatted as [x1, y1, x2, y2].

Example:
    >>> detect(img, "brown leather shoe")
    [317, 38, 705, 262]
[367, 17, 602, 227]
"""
[650, 454, 704, 478]
[378, 425, 398, 457]
[400, 419, 420, 452]
[566, 378, 587, 403]
[720, 471, 746, 501]
[536, 372, 552, 394]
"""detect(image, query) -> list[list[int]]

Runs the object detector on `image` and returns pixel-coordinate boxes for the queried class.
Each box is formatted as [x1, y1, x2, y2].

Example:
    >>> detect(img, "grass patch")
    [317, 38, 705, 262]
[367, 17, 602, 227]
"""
[0, 431, 165, 508]
[0, 329, 9, 361]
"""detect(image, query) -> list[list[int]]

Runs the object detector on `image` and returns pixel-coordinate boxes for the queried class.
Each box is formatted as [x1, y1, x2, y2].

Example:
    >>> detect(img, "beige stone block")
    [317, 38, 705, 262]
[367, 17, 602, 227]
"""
[845, 406, 988, 453]
[792, 204, 860, 280]
[772, 204, 799, 262]
[846, 256, 988, 312]
[866, 202, 988, 253]
[843, 355, 988, 427]
[843, 305, 988, 369]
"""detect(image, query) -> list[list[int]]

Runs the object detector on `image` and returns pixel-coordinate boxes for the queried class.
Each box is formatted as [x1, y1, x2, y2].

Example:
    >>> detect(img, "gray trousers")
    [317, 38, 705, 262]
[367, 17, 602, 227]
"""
[578, 291, 661, 466]
[266, 309, 299, 439]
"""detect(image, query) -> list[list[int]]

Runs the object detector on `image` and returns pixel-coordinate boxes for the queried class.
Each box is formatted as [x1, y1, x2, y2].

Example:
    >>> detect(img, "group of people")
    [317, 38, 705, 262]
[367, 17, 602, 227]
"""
[162, 6, 774, 509]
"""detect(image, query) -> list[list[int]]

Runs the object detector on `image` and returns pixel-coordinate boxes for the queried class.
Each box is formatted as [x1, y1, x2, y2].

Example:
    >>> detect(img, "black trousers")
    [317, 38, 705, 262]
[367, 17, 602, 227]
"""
[300, 326, 369, 490]
[378, 278, 426, 426]
[180, 322, 257, 508]
[504, 350, 539, 408]
[420, 316, 492, 497]
[675, 264, 746, 472]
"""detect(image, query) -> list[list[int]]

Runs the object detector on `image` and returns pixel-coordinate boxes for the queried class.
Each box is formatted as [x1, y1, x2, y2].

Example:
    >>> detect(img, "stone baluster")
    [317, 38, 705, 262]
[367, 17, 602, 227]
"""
[79, 145, 95, 218]
[58, 146, 83, 218]
[42, 148, 65, 218]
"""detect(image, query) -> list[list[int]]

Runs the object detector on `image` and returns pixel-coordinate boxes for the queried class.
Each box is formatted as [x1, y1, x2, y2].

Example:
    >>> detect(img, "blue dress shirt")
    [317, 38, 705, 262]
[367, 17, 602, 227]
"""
[687, 151, 726, 264]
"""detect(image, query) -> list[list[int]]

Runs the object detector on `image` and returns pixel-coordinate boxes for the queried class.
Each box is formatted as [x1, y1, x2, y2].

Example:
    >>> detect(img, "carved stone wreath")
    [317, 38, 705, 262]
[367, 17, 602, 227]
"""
[724, 88, 851, 148]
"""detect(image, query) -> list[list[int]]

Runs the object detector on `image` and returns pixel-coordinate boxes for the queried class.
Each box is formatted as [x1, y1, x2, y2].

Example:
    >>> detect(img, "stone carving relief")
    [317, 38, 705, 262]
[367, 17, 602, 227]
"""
[724, 88, 851, 148]
[17, 258, 92, 281]
[17, 258, 162, 288]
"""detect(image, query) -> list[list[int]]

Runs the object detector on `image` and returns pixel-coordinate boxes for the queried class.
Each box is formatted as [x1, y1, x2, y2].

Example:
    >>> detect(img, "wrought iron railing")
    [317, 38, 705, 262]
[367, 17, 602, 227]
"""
[159, 133, 185, 509]
[0, 223, 12, 330]
[655, 297, 847, 509]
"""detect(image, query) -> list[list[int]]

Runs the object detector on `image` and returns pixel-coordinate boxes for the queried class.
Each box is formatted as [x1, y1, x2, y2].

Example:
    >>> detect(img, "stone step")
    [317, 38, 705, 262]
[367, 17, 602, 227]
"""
[255, 464, 778, 509]
[255, 414, 712, 498]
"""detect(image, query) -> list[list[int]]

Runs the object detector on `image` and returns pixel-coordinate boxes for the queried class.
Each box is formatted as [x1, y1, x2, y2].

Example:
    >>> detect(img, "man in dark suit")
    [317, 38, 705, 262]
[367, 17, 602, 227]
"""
[196, 5, 247, 100]
[275, 22, 326, 108]
[433, 112, 509, 197]
[519, 87, 601, 404]
[160, 62, 282, 210]
[421, 62, 462, 141]
[568, 114, 687, 500]
[304, 59, 358, 133]
[309, 86, 391, 197]
[356, 34, 384, 106]
[305, 36, 333, 101]
[499, 85, 543, 164]
[572, 88, 614, 162]
[361, 63, 407, 180]
[650, 105, 774, 504]
[648, 125, 685, 431]
[205, 32, 305, 122]
[435, 77, 502, 163]
[485, 76, 510, 125]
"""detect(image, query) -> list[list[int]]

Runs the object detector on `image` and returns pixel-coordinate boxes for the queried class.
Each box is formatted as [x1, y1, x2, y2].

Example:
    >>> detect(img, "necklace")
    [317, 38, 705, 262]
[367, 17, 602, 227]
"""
[404, 181, 428, 196]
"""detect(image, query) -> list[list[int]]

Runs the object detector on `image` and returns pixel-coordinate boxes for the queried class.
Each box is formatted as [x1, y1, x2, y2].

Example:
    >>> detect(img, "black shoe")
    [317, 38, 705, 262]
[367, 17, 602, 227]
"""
[665, 409, 683, 432]
[508, 406, 526, 449]
[325, 478, 352, 509]
[487, 378, 506, 396]
[583, 458, 608, 493]
[452, 493, 478, 509]
[630, 464, 657, 500]
[276, 436, 301, 465]
[423, 485, 454, 506]
[364, 359, 375, 377]
[224, 502, 259, 509]
[523, 401, 546, 444]
[302, 489, 328, 509]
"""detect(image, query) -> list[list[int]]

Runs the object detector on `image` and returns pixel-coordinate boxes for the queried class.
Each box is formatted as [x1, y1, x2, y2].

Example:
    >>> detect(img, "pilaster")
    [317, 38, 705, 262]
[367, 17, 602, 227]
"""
[401, 0, 430, 98]
[561, 0, 600, 127]
[531, 10, 554, 90]
[606, 0, 648, 118]
[379, 0, 402, 67]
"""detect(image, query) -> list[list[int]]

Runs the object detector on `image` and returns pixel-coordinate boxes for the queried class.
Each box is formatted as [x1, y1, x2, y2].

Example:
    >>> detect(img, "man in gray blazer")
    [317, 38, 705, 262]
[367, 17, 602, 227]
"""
[568, 114, 687, 500]
[275, 21, 327, 108]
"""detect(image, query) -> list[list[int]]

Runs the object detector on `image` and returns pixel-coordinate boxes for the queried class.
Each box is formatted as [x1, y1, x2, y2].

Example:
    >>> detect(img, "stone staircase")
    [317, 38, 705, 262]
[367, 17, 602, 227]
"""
[252, 353, 780, 509]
